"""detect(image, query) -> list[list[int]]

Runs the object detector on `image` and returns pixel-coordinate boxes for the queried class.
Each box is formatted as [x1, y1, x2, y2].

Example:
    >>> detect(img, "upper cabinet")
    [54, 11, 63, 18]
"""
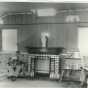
[2, 12, 36, 25]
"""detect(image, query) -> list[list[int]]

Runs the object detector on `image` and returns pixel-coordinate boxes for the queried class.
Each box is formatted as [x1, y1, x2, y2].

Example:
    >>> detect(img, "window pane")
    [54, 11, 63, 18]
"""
[2, 29, 17, 51]
[78, 28, 88, 56]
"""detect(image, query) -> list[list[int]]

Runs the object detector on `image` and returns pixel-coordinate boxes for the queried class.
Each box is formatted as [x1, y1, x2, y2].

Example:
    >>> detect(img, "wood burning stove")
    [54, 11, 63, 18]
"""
[26, 47, 64, 80]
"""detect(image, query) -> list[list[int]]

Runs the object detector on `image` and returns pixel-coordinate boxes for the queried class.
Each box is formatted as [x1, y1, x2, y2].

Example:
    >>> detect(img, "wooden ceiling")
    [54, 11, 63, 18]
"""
[0, 2, 88, 16]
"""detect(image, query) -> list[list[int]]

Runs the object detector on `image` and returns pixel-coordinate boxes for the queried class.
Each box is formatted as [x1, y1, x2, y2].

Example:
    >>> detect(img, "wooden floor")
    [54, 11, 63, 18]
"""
[0, 79, 80, 88]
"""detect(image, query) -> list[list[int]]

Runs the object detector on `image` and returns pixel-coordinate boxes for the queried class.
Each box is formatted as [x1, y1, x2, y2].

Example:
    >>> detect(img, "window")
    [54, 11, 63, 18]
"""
[2, 29, 17, 51]
[78, 28, 88, 56]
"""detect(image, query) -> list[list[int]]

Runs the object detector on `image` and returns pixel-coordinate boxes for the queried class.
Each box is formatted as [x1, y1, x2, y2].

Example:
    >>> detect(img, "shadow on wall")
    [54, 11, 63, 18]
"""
[18, 35, 41, 50]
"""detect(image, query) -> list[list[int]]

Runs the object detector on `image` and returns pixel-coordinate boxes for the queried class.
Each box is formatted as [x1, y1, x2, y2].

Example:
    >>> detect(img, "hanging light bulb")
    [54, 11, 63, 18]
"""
[65, 15, 80, 23]
[65, 10, 80, 23]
